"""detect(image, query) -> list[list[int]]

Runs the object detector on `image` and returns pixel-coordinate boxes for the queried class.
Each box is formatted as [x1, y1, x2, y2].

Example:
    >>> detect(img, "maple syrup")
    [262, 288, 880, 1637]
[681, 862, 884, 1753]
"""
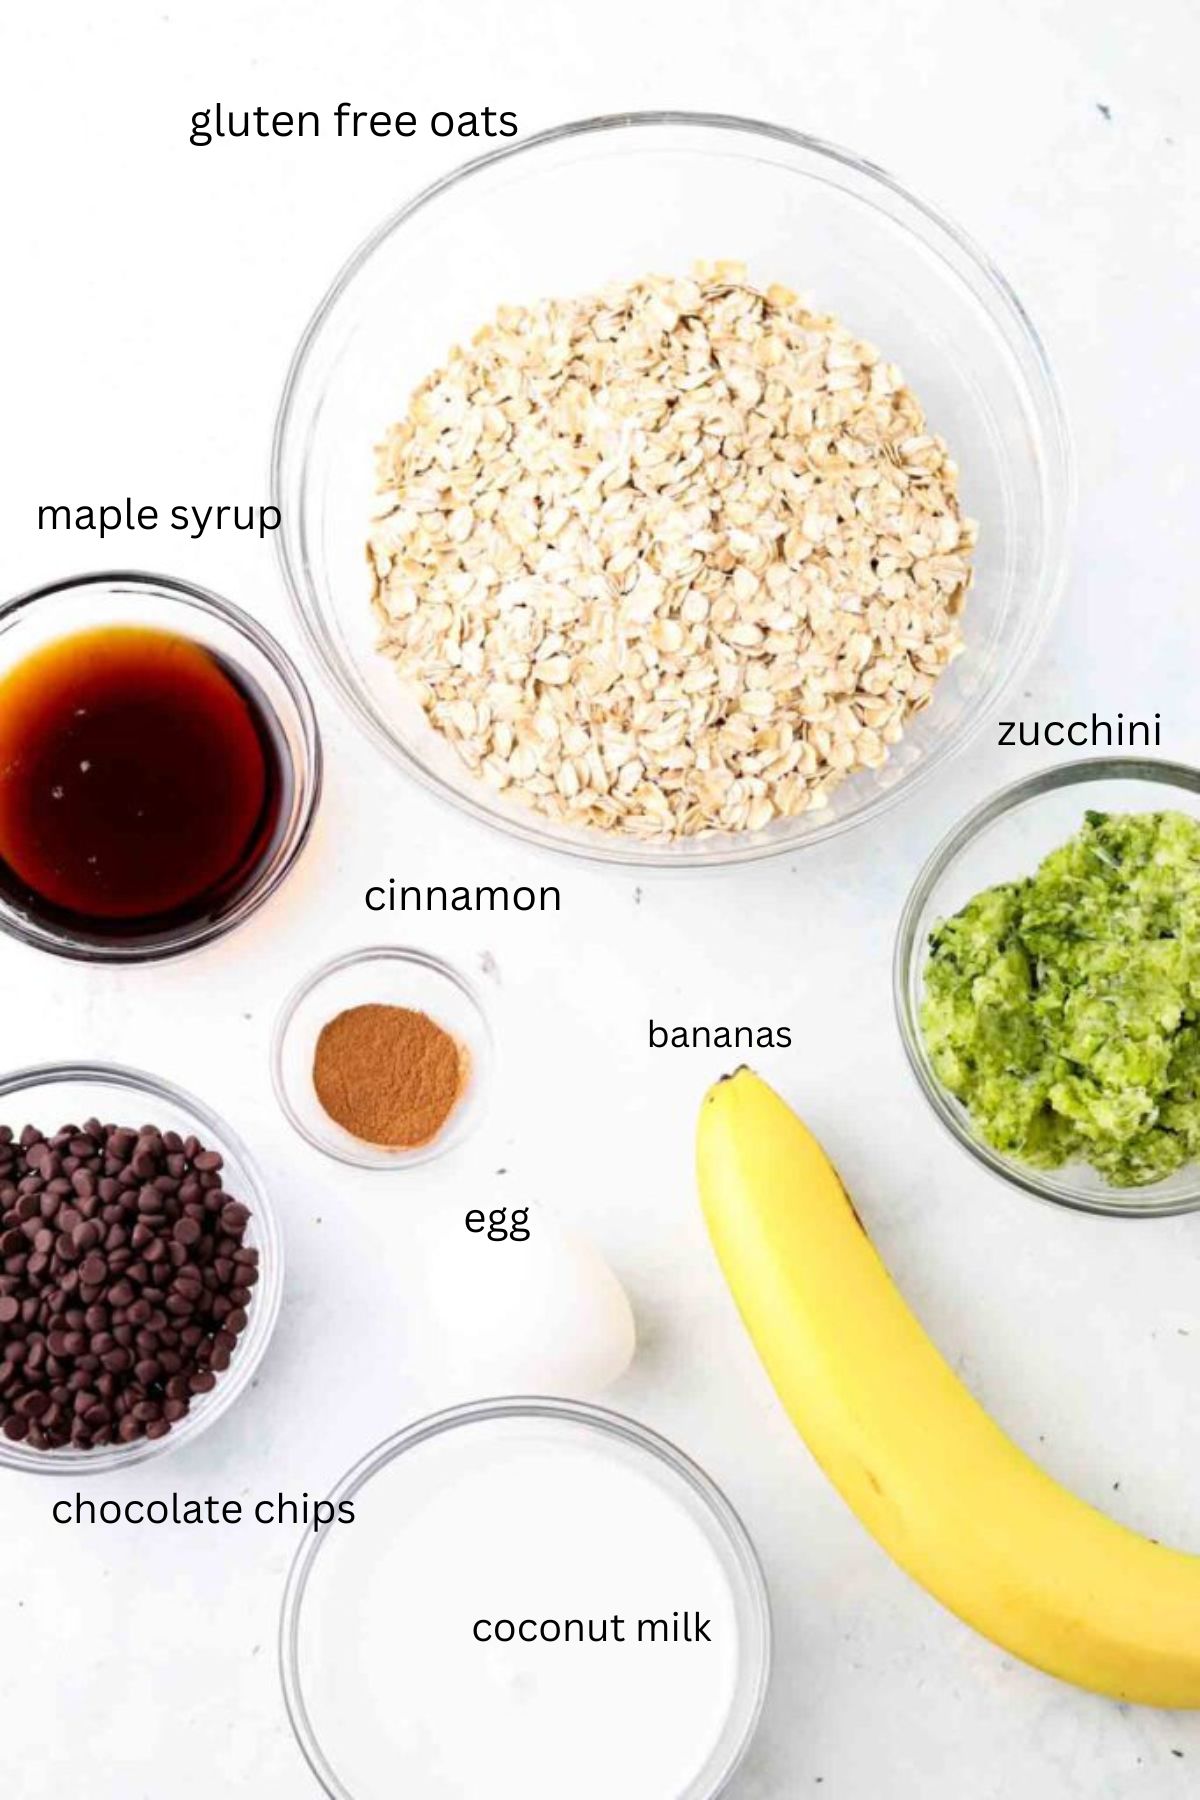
[0, 625, 287, 942]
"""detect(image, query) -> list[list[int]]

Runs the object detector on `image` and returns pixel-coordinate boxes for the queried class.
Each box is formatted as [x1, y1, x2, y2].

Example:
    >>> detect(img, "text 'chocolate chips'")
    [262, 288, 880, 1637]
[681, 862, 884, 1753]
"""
[0, 1119, 258, 1452]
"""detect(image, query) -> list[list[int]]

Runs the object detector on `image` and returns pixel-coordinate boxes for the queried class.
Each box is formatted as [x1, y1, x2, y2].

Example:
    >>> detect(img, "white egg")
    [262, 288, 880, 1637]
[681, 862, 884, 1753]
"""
[416, 1203, 636, 1398]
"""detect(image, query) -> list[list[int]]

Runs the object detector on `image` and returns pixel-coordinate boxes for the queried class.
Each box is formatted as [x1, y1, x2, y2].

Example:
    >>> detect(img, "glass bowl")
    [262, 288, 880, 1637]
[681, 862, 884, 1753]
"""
[0, 1061, 284, 1474]
[280, 1396, 772, 1800]
[895, 758, 1200, 1217]
[0, 570, 322, 962]
[271, 946, 493, 1169]
[274, 110, 1072, 868]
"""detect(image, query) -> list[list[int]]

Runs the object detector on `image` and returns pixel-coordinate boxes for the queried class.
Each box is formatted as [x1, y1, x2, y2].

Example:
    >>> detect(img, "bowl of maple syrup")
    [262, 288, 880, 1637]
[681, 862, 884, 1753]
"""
[0, 572, 322, 962]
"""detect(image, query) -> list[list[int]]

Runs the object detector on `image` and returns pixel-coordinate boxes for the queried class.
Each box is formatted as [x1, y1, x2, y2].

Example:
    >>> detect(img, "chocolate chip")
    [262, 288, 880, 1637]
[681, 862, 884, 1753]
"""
[0, 1117, 257, 1454]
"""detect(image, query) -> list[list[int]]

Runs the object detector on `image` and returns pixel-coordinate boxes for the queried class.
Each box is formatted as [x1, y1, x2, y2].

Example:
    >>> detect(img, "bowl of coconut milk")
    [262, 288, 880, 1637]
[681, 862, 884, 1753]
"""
[280, 1396, 772, 1798]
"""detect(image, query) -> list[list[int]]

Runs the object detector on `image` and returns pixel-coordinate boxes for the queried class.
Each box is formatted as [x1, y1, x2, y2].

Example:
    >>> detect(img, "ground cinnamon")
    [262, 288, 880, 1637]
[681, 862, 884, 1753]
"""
[312, 1003, 464, 1148]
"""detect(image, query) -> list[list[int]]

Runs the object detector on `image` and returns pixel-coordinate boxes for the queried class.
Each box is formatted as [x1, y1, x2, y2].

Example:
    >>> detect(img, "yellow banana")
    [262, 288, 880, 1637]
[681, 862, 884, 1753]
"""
[696, 1066, 1200, 1707]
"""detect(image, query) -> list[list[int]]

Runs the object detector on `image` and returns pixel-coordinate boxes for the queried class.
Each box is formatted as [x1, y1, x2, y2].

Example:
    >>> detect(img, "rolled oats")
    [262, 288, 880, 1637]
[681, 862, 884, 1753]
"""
[368, 263, 976, 839]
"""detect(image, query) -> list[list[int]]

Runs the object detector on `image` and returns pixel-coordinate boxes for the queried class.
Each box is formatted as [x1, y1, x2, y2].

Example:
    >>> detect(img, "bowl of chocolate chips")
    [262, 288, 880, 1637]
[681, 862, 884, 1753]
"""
[0, 1062, 282, 1473]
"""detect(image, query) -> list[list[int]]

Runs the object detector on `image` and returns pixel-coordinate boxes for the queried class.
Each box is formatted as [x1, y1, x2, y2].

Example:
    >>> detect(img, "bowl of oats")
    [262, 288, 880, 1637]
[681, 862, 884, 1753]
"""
[274, 111, 1072, 866]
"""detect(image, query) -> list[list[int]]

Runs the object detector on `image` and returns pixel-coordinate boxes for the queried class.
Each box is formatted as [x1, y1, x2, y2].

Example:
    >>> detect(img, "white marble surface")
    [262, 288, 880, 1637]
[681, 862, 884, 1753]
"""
[1, 1, 1199, 1794]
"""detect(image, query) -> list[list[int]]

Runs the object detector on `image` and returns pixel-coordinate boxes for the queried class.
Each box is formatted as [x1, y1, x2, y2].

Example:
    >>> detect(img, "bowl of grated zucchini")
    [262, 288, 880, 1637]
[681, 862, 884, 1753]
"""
[896, 758, 1200, 1217]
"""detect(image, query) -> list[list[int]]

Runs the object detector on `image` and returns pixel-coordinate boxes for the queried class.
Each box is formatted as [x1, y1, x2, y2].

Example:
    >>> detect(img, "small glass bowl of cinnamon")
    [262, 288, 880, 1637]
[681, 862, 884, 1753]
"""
[271, 946, 493, 1169]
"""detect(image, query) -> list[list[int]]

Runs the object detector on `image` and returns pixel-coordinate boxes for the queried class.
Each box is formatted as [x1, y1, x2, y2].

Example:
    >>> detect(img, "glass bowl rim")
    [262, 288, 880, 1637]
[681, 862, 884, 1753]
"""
[0, 1057, 284, 1474]
[894, 755, 1200, 1217]
[278, 1393, 773, 1800]
[270, 943, 495, 1169]
[0, 567, 323, 964]
[272, 107, 1075, 870]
